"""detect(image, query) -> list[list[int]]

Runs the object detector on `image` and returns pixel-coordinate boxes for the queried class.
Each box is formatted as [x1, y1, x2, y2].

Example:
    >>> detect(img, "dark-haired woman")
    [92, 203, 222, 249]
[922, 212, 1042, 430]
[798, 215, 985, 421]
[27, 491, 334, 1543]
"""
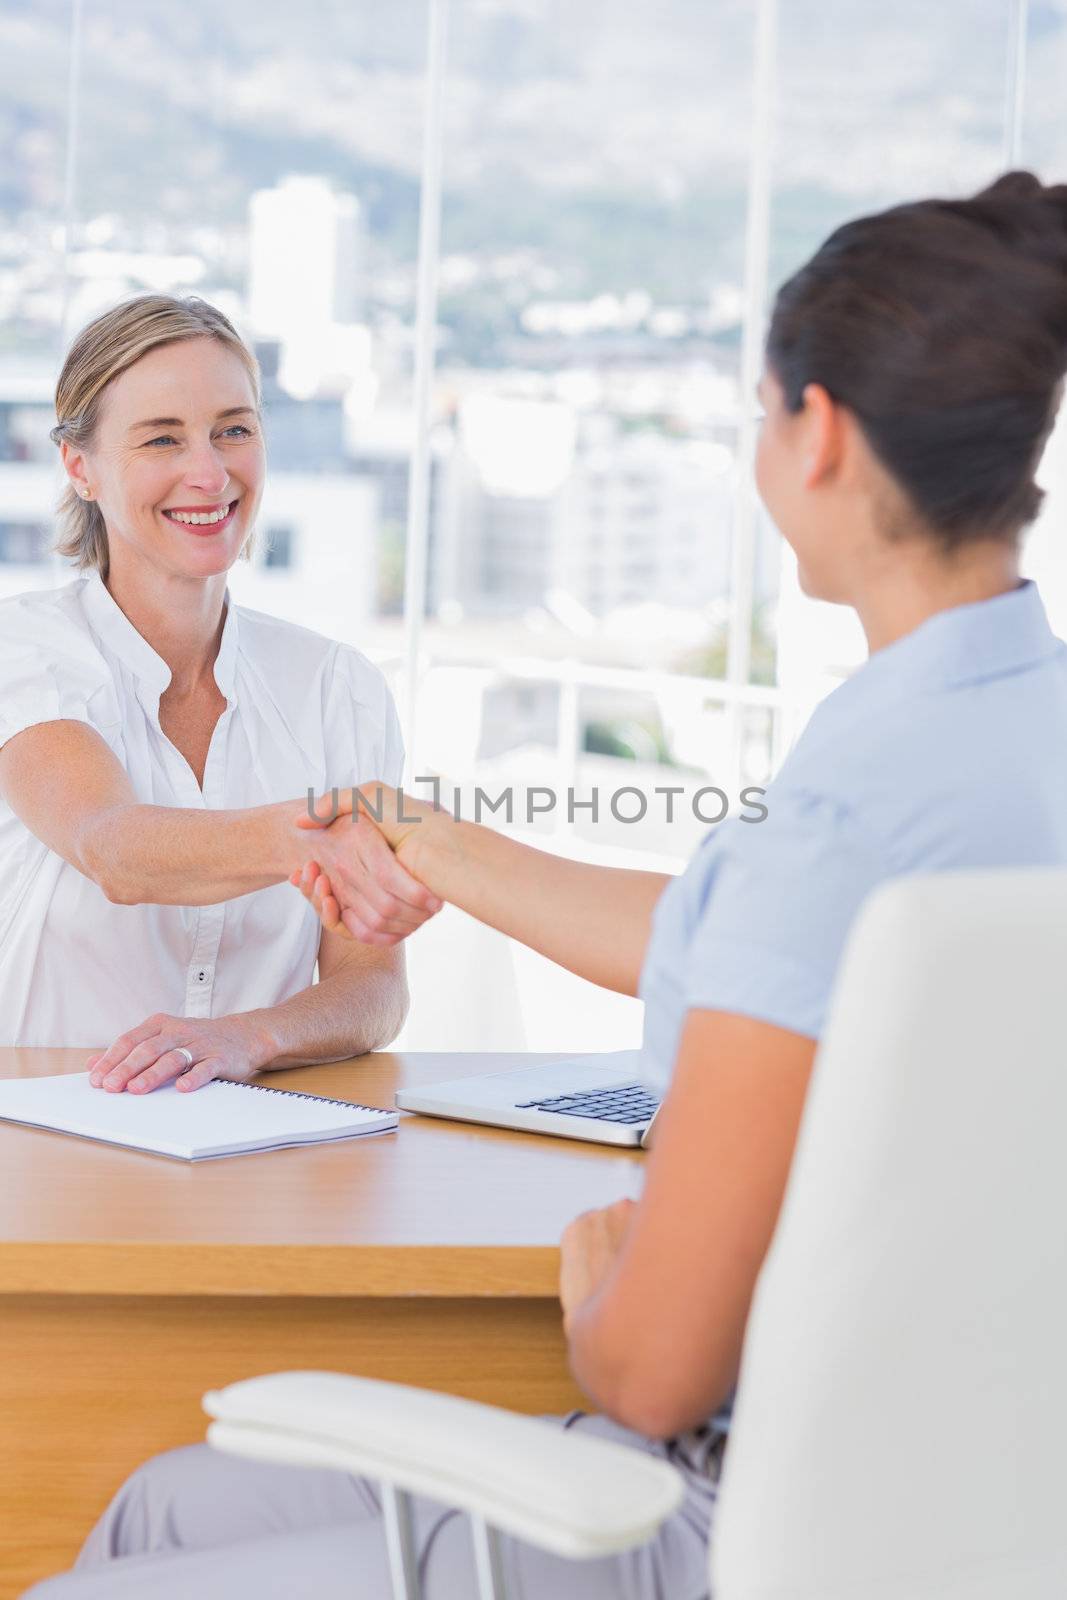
[31, 172, 1067, 1599]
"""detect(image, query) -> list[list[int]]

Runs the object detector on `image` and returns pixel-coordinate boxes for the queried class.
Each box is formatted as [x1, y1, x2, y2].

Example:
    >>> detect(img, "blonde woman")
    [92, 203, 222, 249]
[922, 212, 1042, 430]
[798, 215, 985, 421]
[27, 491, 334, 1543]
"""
[0, 294, 438, 1087]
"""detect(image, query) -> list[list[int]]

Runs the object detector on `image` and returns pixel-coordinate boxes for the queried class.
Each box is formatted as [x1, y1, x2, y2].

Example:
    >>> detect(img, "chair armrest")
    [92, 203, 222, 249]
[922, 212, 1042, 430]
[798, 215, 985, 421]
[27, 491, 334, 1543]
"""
[204, 1371, 684, 1561]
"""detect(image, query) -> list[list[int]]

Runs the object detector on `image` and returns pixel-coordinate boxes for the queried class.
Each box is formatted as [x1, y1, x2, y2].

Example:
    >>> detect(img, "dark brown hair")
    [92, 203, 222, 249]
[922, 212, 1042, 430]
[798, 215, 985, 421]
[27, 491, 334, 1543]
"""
[766, 171, 1067, 547]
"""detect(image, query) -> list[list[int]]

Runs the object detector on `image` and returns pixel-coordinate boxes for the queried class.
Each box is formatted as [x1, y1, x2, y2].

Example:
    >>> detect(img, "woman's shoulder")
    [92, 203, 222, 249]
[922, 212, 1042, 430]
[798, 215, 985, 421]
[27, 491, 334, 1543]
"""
[0, 579, 119, 745]
[232, 603, 391, 698]
[0, 577, 108, 667]
[0, 574, 93, 625]
[232, 604, 402, 779]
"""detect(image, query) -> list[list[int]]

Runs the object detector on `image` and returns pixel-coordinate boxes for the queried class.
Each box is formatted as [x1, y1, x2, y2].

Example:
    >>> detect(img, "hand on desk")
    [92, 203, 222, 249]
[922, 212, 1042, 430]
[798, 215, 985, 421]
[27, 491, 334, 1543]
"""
[292, 783, 442, 946]
[87, 1011, 273, 1094]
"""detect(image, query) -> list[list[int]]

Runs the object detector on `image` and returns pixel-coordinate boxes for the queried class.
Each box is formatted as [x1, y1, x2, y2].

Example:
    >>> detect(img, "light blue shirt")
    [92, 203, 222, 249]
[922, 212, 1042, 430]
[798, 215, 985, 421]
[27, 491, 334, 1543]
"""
[640, 581, 1067, 1443]
[642, 579, 1067, 1081]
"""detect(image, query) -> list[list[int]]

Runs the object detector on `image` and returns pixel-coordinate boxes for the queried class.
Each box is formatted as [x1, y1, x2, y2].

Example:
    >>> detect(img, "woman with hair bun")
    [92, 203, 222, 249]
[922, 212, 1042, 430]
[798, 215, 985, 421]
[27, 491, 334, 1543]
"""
[0, 295, 438, 1089]
[29, 175, 1067, 1598]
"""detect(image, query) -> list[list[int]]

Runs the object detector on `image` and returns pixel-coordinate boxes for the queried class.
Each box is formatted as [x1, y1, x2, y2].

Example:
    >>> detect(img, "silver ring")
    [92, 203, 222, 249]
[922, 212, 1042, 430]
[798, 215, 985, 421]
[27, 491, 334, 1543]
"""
[174, 1047, 195, 1070]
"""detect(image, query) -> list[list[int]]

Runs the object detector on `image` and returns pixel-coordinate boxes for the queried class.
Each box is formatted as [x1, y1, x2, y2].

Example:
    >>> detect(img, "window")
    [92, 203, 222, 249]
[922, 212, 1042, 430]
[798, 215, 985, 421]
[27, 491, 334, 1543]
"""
[771, 0, 1024, 704]
[6, 0, 1054, 1047]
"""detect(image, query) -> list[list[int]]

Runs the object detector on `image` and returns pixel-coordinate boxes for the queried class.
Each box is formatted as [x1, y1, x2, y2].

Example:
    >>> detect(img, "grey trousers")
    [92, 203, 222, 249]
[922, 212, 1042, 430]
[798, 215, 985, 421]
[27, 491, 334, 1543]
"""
[24, 1412, 722, 1599]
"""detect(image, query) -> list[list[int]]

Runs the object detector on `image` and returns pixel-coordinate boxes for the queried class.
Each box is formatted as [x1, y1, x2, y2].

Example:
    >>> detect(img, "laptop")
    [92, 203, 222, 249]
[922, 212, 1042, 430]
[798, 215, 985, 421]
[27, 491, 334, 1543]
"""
[395, 1050, 661, 1148]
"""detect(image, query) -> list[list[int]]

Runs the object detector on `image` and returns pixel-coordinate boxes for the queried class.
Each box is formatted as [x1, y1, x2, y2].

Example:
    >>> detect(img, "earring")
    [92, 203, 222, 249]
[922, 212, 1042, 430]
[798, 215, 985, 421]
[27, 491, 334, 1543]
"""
[81, 488, 92, 499]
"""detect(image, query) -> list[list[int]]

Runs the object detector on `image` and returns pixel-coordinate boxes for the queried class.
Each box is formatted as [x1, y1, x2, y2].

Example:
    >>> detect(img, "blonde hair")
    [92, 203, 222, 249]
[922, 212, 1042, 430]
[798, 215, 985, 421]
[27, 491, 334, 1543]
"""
[50, 294, 262, 575]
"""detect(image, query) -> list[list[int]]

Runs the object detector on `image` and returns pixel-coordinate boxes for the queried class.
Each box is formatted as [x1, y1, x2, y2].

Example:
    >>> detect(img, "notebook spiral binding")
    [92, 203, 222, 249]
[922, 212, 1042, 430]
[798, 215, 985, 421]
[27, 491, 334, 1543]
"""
[217, 1080, 388, 1116]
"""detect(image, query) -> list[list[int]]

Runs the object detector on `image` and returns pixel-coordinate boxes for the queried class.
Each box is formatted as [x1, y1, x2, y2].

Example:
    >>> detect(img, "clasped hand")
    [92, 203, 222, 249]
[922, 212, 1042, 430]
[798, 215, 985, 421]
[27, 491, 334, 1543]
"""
[292, 783, 442, 945]
[88, 786, 440, 1095]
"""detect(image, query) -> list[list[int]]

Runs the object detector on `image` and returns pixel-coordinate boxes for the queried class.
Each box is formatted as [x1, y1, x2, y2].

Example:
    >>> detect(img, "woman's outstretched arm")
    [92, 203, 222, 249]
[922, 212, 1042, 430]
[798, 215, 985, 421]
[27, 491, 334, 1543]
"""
[0, 721, 437, 921]
[298, 784, 671, 997]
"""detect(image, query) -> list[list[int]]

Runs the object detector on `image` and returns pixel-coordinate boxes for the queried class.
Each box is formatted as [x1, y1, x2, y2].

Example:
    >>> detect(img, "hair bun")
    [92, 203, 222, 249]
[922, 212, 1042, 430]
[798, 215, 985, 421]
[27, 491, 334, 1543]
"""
[766, 169, 1067, 547]
[1036, 181, 1067, 235]
[979, 169, 1045, 202]
[975, 170, 1067, 232]
[961, 170, 1067, 267]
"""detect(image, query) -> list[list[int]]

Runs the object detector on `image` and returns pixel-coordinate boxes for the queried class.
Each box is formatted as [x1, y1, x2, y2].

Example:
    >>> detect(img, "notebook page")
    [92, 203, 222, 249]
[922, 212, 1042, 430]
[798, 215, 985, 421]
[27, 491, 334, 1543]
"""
[0, 1072, 397, 1160]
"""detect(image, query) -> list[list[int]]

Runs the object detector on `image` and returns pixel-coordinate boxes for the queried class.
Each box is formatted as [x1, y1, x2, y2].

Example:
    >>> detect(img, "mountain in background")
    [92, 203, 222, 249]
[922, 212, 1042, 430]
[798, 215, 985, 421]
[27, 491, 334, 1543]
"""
[2, 0, 1066, 305]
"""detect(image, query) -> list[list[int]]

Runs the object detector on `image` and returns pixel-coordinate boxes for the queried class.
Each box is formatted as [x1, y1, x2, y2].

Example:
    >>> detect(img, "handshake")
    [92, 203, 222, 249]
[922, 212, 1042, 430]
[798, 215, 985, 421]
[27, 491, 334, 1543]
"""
[290, 782, 446, 946]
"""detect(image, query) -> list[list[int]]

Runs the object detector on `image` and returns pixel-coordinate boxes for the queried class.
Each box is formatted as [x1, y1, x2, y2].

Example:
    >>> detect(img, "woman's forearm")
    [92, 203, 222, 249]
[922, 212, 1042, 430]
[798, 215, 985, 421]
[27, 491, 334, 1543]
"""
[405, 815, 670, 996]
[79, 799, 309, 907]
[245, 953, 409, 1070]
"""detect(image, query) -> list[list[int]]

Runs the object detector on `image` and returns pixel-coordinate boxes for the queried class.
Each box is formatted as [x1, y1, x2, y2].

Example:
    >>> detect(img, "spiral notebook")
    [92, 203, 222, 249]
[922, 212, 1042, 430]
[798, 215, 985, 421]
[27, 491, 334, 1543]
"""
[0, 1072, 397, 1161]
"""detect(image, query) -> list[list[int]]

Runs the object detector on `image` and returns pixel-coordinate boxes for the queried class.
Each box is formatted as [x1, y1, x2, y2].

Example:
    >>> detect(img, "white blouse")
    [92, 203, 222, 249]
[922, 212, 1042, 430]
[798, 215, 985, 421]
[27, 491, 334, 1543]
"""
[0, 574, 403, 1047]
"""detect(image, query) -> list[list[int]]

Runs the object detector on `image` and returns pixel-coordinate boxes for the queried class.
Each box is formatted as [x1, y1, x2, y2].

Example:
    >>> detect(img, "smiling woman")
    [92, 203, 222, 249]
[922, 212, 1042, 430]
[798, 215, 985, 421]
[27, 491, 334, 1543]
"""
[72, 343, 258, 582]
[49, 298, 263, 578]
[0, 294, 440, 1087]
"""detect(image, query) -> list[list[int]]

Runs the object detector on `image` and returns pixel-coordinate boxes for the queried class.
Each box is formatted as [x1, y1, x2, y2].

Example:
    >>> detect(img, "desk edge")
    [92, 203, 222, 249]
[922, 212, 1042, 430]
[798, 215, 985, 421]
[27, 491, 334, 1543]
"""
[0, 1242, 562, 1298]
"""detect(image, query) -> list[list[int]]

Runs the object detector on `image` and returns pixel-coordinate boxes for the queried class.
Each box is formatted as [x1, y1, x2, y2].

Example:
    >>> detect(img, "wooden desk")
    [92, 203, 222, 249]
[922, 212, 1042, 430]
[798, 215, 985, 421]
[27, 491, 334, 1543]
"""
[0, 1048, 644, 1596]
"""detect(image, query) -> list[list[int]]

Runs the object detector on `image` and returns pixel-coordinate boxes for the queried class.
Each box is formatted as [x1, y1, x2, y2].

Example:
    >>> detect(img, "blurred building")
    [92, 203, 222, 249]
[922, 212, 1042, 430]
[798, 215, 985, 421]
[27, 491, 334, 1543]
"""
[248, 177, 370, 403]
[347, 408, 456, 618]
[560, 422, 733, 616]
[435, 395, 734, 622]
[0, 367, 59, 587]
[228, 470, 379, 644]
[249, 176, 363, 340]
[0, 371, 54, 465]
[255, 342, 349, 471]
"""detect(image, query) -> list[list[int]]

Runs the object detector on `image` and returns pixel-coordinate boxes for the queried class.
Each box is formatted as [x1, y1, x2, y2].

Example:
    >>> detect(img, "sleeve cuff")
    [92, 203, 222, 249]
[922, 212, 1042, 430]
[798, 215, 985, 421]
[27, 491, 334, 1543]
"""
[0, 694, 92, 750]
[683, 936, 827, 1040]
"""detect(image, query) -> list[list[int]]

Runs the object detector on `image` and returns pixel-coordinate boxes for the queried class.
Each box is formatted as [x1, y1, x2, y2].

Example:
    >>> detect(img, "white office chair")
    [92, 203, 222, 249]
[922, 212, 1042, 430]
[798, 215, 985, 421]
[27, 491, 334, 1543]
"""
[203, 1371, 684, 1598]
[397, 903, 528, 1051]
[206, 869, 1067, 1600]
[711, 867, 1067, 1600]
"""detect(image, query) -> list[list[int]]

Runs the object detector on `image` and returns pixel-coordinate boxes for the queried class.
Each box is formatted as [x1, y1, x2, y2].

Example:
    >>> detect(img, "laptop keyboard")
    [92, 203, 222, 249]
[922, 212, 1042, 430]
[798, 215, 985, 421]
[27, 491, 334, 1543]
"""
[513, 1082, 660, 1125]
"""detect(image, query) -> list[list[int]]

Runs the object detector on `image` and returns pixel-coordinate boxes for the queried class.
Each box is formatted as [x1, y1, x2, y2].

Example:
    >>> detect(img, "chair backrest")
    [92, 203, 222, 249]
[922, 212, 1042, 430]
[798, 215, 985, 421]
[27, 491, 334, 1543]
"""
[712, 869, 1067, 1600]
[396, 904, 527, 1051]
